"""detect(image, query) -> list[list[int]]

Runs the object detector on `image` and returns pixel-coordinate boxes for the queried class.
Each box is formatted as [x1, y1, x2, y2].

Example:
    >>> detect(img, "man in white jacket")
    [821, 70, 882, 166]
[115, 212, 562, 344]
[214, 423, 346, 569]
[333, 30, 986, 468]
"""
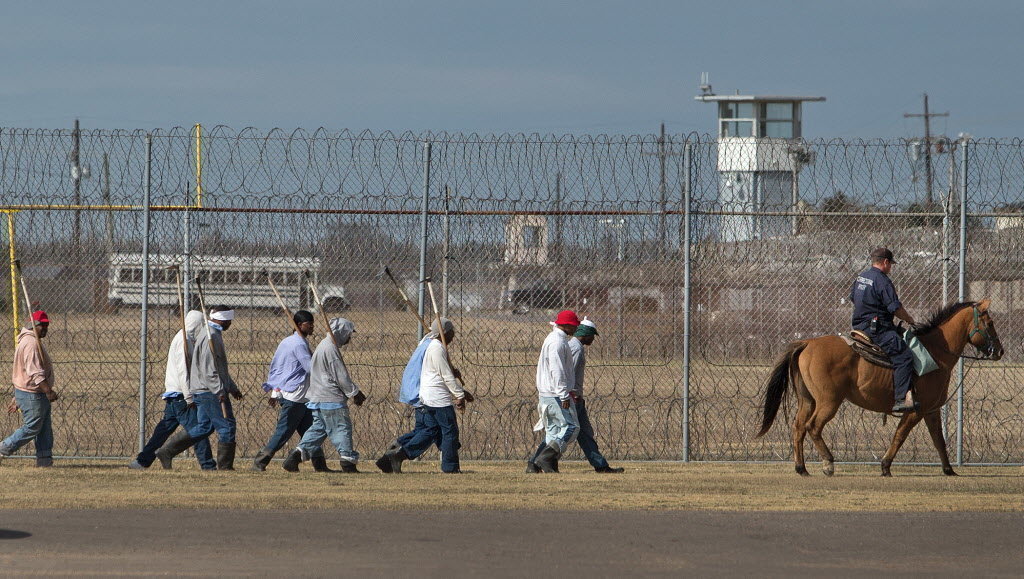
[376, 317, 467, 474]
[530, 309, 580, 473]
[129, 311, 215, 470]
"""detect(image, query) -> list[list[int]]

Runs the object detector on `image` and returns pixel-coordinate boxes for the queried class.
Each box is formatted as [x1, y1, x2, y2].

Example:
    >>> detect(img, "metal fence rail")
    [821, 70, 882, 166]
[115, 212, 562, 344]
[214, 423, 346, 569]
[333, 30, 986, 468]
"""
[0, 127, 1022, 464]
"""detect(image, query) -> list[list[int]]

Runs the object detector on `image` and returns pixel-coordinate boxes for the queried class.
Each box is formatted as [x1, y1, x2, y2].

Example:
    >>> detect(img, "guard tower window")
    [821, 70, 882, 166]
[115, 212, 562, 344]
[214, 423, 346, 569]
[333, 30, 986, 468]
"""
[719, 102, 755, 137]
[760, 102, 795, 139]
[522, 225, 542, 248]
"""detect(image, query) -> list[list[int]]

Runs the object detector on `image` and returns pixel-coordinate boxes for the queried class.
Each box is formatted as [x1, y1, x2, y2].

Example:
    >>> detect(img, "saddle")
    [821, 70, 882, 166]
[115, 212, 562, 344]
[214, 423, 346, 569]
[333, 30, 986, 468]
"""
[841, 329, 894, 369]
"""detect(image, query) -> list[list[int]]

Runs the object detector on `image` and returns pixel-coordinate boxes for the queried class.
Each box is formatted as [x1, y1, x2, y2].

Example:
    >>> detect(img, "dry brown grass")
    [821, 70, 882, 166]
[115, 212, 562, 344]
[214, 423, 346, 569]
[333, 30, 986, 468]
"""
[2, 459, 1021, 512]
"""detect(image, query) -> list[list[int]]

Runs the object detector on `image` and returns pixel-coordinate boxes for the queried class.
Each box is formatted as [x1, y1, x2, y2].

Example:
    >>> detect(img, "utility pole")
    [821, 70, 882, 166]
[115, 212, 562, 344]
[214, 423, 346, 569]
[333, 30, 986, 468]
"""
[904, 93, 949, 205]
[643, 122, 684, 257]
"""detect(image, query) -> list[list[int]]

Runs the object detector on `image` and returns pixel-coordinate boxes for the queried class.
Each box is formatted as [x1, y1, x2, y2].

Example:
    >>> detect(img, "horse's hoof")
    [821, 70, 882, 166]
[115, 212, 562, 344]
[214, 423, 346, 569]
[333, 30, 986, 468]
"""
[822, 462, 835, 477]
[795, 465, 810, 477]
[943, 468, 958, 476]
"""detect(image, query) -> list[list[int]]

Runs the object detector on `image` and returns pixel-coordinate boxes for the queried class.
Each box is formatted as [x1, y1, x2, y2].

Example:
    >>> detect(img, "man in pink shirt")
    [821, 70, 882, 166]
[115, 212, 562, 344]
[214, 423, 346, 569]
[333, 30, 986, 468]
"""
[1, 310, 57, 467]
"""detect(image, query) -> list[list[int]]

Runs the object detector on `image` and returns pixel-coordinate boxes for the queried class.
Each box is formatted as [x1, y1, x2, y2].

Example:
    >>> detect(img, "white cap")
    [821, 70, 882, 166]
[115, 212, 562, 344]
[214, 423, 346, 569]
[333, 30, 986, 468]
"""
[210, 309, 235, 321]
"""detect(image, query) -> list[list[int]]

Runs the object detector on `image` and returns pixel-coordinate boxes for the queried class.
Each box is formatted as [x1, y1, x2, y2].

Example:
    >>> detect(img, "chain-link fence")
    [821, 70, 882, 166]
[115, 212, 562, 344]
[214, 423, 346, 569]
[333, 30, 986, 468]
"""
[0, 126, 1022, 464]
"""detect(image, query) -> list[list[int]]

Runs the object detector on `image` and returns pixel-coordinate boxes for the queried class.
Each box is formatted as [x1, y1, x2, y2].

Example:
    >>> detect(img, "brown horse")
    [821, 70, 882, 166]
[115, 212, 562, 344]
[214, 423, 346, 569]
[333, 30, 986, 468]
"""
[757, 300, 1003, 477]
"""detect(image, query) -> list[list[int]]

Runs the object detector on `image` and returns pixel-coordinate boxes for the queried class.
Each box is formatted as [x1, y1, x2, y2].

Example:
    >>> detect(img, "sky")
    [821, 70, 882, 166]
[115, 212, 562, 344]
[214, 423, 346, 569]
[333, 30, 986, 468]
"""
[1, 1, 1022, 138]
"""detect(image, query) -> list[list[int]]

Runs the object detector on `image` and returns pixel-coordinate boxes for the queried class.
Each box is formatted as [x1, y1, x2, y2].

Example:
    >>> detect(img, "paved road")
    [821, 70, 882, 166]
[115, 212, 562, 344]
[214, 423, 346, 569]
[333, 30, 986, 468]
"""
[0, 510, 1020, 577]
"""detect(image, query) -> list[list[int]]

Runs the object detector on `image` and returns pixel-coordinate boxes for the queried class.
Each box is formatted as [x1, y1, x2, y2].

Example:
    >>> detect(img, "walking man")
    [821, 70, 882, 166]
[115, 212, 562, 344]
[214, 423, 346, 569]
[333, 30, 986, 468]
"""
[1, 310, 56, 467]
[251, 310, 330, 472]
[527, 317, 623, 473]
[156, 306, 244, 470]
[284, 317, 366, 473]
[377, 318, 467, 474]
[850, 247, 919, 413]
[129, 310, 215, 470]
[528, 309, 580, 473]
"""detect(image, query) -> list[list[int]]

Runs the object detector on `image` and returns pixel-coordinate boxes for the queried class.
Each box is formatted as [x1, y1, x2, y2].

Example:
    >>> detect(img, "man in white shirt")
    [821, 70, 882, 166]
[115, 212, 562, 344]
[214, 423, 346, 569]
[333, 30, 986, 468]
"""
[530, 309, 580, 473]
[527, 317, 623, 473]
[376, 317, 467, 474]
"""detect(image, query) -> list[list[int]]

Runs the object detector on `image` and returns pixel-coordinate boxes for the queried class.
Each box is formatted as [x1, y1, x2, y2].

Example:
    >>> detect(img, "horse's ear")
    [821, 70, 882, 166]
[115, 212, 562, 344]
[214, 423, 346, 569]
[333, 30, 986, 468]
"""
[978, 299, 991, 312]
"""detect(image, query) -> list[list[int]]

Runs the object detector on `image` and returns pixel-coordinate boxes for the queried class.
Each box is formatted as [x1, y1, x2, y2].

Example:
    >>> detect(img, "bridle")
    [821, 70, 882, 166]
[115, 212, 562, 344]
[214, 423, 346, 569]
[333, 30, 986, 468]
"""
[962, 305, 998, 360]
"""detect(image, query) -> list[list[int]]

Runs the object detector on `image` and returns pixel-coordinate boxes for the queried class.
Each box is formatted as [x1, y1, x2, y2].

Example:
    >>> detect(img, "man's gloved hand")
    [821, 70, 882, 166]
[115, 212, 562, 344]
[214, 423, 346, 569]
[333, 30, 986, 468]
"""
[267, 397, 278, 408]
[455, 396, 467, 412]
[352, 391, 367, 407]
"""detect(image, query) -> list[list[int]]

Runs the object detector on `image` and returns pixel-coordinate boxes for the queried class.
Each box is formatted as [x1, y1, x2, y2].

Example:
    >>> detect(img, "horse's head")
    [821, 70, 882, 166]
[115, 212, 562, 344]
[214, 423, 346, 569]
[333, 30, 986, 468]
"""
[968, 300, 1004, 360]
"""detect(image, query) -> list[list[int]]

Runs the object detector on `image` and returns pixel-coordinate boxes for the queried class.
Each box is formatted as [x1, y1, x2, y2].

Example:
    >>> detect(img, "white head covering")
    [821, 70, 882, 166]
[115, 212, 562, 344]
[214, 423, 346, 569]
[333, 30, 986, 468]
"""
[210, 309, 235, 321]
[329, 317, 356, 347]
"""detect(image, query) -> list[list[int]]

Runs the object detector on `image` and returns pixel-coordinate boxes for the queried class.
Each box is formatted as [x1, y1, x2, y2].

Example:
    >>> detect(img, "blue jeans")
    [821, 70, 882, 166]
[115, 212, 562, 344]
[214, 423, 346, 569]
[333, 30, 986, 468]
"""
[872, 328, 915, 401]
[261, 399, 322, 458]
[396, 407, 442, 450]
[136, 397, 215, 469]
[188, 392, 236, 443]
[1, 389, 53, 459]
[399, 405, 461, 473]
[298, 406, 358, 463]
[538, 396, 578, 453]
[531, 398, 608, 469]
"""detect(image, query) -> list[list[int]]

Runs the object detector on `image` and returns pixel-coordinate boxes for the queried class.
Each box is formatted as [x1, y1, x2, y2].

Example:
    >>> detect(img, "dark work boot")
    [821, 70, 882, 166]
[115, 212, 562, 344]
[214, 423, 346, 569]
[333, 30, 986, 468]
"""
[525, 461, 541, 474]
[595, 465, 625, 473]
[375, 447, 409, 474]
[282, 449, 303, 472]
[339, 460, 359, 473]
[310, 455, 336, 473]
[155, 431, 196, 470]
[534, 443, 561, 474]
[36, 457, 53, 468]
[251, 448, 274, 471]
[534, 443, 561, 473]
[216, 442, 236, 471]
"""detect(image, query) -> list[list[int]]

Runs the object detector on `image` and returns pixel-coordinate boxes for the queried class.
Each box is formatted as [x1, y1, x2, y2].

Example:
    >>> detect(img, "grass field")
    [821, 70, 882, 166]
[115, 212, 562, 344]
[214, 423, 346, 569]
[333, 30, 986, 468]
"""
[2, 459, 1022, 512]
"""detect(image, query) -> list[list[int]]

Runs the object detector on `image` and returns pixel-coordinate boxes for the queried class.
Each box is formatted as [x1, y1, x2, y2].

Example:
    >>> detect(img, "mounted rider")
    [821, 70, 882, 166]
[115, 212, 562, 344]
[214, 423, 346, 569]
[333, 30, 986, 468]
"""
[849, 247, 919, 413]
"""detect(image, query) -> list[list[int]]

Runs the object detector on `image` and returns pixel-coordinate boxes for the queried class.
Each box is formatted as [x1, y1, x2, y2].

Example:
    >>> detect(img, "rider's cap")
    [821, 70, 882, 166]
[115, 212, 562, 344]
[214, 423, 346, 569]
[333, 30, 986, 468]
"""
[870, 247, 896, 263]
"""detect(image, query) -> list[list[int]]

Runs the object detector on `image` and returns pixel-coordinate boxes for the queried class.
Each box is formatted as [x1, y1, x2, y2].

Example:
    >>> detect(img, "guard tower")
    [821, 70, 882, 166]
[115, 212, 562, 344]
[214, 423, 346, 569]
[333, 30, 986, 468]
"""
[696, 81, 824, 242]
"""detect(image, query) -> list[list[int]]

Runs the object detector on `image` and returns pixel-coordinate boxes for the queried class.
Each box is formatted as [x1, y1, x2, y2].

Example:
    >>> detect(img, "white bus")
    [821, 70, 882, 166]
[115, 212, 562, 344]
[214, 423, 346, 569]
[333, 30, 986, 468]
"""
[107, 253, 349, 312]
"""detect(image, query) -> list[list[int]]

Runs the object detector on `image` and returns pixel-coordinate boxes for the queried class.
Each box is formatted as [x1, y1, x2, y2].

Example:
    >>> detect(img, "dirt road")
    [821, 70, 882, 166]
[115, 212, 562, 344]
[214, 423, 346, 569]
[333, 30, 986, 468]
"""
[0, 509, 1019, 577]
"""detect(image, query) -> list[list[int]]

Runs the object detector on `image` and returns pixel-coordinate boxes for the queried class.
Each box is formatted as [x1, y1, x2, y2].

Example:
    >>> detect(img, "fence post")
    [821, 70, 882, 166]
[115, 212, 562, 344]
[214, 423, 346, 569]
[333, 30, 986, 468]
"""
[956, 138, 969, 466]
[682, 142, 693, 462]
[6, 212, 17, 349]
[417, 141, 432, 338]
[138, 134, 153, 453]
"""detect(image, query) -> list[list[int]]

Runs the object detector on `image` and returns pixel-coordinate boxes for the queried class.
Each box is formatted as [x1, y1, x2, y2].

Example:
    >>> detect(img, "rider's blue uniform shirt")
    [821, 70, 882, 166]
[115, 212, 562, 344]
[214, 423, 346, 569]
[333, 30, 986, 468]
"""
[850, 266, 902, 332]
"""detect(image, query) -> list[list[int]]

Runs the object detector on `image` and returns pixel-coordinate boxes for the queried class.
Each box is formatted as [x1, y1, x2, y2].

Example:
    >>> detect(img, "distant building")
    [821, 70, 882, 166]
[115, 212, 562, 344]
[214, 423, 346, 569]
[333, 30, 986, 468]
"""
[505, 214, 549, 265]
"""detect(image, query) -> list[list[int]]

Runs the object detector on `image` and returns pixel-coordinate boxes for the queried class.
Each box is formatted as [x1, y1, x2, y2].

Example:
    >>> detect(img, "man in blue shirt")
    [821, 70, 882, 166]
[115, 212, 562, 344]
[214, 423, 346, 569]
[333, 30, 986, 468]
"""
[252, 310, 330, 472]
[850, 247, 919, 413]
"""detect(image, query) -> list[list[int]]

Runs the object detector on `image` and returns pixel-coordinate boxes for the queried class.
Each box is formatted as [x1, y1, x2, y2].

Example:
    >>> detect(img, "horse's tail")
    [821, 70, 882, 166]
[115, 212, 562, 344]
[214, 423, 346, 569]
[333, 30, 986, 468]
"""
[756, 341, 807, 438]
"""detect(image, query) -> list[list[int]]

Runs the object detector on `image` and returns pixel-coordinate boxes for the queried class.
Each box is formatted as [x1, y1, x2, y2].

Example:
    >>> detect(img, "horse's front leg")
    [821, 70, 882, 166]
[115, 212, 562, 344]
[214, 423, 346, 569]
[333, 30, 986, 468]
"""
[922, 411, 957, 476]
[880, 412, 923, 477]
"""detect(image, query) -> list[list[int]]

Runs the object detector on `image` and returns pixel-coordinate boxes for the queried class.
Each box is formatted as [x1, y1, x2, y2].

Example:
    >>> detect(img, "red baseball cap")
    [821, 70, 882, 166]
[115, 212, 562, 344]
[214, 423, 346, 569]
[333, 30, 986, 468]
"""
[32, 310, 49, 324]
[554, 310, 580, 326]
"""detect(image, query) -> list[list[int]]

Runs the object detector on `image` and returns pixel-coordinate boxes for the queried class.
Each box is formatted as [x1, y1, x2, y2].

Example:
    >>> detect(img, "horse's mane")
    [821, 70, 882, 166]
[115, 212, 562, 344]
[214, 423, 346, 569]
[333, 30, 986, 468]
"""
[914, 301, 977, 335]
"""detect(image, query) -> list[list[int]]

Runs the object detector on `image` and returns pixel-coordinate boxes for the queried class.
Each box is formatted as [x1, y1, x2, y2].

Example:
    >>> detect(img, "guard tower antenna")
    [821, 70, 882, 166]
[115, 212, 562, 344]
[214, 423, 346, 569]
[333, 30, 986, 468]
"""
[699, 72, 713, 96]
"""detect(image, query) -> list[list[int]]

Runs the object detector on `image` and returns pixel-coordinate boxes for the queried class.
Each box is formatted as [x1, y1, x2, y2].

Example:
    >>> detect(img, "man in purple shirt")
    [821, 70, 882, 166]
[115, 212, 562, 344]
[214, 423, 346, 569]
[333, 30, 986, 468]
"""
[251, 310, 330, 472]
